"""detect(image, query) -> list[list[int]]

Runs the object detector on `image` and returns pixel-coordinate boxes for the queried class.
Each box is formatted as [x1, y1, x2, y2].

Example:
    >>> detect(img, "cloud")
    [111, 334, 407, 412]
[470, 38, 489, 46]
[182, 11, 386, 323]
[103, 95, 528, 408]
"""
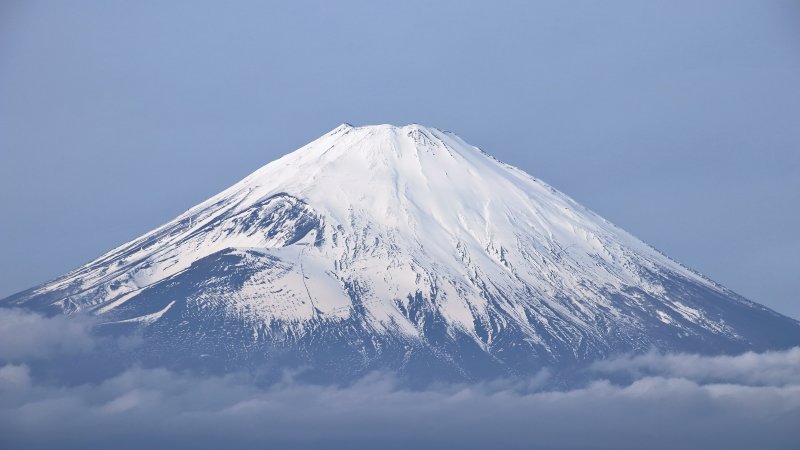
[1, 362, 799, 450]
[0, 364, 30, 390]
[592, 347, 800, 385]
[0, 309, 799, 449]
[0, 309, 94, 361]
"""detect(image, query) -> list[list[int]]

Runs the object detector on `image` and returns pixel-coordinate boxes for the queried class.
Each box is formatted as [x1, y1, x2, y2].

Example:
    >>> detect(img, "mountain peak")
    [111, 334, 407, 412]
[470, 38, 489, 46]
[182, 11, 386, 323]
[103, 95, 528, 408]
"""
[329, 122, 447, 137]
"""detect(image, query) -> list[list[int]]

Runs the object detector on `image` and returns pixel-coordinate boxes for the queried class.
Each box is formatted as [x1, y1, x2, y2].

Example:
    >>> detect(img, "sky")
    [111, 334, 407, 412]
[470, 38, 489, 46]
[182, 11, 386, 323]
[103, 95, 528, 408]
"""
[1, 0, 799, 318]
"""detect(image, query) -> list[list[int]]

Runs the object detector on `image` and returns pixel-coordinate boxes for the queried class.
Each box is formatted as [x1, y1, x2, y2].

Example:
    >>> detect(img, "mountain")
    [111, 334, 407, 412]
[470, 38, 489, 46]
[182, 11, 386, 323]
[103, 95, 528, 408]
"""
[4, 123, 799, 383]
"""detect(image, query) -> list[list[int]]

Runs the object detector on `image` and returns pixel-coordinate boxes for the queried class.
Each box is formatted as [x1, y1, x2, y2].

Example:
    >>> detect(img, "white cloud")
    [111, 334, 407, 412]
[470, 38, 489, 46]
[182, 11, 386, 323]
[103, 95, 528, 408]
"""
[593, 347, 800, 385]
[0, 309, 94, 360]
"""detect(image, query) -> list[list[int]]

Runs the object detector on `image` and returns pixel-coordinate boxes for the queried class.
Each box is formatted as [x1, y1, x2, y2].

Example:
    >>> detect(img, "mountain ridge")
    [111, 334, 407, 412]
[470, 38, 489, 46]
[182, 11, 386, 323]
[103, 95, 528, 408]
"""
[4, 123, 799, 383]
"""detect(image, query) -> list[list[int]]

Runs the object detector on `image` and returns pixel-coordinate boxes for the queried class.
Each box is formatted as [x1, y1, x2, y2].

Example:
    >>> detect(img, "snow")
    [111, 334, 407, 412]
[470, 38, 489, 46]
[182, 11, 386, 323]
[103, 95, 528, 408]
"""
[21, 123, 750, 351]
[105, 300, 176, 325]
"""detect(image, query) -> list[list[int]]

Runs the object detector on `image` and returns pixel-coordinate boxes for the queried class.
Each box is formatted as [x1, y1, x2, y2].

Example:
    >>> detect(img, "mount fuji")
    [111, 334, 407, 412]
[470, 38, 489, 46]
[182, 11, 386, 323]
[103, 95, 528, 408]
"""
[4, 124, 799, 382]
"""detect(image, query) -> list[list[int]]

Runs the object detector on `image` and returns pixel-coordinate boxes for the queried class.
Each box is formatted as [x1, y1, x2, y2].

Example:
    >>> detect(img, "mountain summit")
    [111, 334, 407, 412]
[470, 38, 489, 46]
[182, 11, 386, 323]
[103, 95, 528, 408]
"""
[5, 124, 799, 382]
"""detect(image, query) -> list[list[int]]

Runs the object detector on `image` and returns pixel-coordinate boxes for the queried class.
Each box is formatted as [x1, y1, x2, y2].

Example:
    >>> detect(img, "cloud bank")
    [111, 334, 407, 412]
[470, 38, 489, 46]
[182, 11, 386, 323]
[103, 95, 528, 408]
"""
[1, 308, 799, 450]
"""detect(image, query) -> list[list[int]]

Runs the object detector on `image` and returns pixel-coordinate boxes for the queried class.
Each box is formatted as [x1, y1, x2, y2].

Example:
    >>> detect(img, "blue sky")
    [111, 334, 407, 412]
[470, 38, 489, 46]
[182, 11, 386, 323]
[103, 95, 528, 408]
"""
[1, 0, 799, 318]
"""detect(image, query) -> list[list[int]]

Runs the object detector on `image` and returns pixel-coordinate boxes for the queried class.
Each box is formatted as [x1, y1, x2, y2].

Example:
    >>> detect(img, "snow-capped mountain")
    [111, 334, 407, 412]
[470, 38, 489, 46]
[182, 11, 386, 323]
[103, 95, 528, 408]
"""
[4, 124, 800, 382]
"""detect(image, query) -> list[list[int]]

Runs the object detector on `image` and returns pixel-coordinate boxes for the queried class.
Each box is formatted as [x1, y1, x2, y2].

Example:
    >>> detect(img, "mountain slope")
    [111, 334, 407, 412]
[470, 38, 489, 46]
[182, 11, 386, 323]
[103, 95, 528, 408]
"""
[4, 124, 799, 382]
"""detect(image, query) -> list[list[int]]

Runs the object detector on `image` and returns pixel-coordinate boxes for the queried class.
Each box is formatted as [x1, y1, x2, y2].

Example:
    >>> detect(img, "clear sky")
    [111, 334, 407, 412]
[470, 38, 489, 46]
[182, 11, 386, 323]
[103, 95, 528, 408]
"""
[1, 0, 798, 318]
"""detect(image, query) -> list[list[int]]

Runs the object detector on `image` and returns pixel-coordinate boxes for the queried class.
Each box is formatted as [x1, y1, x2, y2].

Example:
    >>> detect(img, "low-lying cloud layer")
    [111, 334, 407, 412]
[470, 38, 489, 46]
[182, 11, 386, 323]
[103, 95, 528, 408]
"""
[1, 308, 799, 450]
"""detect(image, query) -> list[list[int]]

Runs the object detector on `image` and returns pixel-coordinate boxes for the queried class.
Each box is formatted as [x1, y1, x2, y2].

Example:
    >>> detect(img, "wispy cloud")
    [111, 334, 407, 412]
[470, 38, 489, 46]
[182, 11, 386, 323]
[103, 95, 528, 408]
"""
[0, 308, 94, 360]
[593, 347, 800, 386]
